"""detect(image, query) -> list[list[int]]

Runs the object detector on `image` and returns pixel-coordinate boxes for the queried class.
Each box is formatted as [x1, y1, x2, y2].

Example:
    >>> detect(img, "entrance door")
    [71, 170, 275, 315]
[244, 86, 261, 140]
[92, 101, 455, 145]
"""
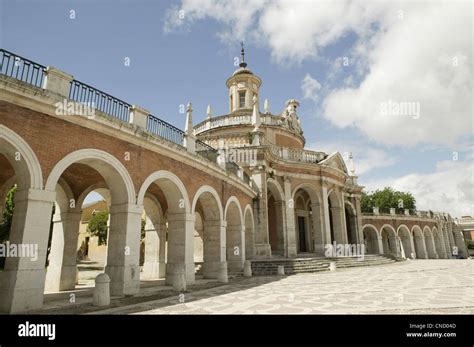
[298, 216, 307, 252]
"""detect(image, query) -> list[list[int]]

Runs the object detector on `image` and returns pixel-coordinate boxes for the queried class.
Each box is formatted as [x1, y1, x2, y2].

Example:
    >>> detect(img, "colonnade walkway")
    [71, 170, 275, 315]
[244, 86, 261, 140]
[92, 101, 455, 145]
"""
[34, 259, 474, 314]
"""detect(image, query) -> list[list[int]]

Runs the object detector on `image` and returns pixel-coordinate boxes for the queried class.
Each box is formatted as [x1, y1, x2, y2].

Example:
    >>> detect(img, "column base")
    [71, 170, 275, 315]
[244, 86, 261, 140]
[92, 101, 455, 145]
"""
[45, 264, 77, 292]
[165, 262, 195, 286]
[105, 265, 140, 296]
[142, 261, 166, 279]
[0, 269, 46, 313]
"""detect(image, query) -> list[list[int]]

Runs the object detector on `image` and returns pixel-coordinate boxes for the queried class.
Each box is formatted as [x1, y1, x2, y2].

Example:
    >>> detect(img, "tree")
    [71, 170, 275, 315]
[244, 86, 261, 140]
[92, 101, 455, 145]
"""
[0, 185, 17, 244]
[361, 187, 416, 214]
[87, 210, 109, 246]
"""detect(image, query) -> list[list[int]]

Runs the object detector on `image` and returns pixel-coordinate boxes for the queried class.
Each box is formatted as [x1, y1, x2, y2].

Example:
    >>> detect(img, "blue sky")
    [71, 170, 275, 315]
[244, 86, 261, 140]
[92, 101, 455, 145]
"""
[1, 0, 472, 216]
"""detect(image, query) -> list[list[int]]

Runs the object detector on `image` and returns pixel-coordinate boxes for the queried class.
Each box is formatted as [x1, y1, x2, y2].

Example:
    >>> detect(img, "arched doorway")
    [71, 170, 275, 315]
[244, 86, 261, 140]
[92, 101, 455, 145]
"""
[362, 225, 380, 254]
[344, 201, 358, 245]
[267, 179, 285, 256]
[0, 126, 48, 313]
[328, 189, 345, 244]
[225, 197, 244, 272]
[244, 205, 255, 259]
[381, 225, 398, 255]
[192, 186, 225, 280]
[138, 170, 193, 285]
[45, 149, 137, 296]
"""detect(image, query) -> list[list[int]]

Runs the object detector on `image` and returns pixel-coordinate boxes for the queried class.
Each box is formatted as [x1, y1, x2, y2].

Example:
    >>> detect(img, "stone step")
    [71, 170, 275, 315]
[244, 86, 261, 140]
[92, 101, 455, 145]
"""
[250, 255, 400, 276]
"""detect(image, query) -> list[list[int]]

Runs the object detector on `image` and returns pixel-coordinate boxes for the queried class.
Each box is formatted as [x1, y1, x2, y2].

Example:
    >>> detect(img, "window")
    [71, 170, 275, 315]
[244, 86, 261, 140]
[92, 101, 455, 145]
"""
[239, 91, 246, 108]
[230, 94, 233, 111]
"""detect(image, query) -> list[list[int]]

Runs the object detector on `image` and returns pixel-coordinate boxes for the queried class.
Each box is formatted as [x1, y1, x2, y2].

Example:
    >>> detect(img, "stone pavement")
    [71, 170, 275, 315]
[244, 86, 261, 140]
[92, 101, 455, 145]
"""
[91, 259, 474, 314]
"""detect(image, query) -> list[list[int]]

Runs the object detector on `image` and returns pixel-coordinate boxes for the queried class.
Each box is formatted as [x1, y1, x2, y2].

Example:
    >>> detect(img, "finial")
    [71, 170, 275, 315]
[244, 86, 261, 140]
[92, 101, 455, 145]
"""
[349, 152, 355, 175]
[240, 41, 247, 68]
[207, 104, 213, 119]
[185, 101, 193, 134]
[264, 98, 270, 113]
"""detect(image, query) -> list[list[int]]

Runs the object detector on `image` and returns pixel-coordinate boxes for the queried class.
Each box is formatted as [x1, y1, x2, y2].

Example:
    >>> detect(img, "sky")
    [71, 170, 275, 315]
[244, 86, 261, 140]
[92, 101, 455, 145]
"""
[1, 0, 473, 217]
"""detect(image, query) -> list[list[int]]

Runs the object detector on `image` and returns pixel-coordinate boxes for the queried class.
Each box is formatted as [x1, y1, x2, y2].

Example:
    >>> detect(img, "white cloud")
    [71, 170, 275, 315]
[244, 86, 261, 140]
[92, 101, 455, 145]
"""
[301, 74, 321, 102]
[361, 158, 474, 218]
[307, 141, 397, 175]
[165, 0, 472, 148]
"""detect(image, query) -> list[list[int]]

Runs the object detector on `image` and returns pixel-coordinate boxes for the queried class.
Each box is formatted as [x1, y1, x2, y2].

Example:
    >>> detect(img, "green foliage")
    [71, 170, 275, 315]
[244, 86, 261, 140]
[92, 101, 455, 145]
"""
[0, 185, 17, 244]
[361, 187, 416, 214]
[87, 210, 109, 246]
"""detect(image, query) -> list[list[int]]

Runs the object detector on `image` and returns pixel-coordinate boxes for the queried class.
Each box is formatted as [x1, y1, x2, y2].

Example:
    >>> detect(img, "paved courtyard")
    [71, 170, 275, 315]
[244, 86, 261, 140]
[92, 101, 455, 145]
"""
[91, 260, 474, 314]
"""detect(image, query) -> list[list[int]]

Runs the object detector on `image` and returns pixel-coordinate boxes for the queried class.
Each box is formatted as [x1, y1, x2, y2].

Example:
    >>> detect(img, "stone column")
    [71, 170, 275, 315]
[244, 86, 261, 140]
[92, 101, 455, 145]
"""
[105, 203, 143, 296]
[417, 236, 429, 259]
[354, 197, 364, 245]
[321, 186, 332, 246]
[274, 199, 287, 254]
[165, 212, 195, 285]
[202, 220, 226, 278]
[330, 207, 345, 245]
[377, 236, 384, 254]
[226, 225, 245, 272]
[0, 188, 56, 313]
[142, 219, 166, 279]
[45, 210, 81, 292]
[283, 177, 296, 257]
[311, 202, 325, 255]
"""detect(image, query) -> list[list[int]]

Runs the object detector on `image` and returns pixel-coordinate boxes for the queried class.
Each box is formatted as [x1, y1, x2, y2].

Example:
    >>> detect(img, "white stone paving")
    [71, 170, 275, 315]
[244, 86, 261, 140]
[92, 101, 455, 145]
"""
[92, 260, 474, 315]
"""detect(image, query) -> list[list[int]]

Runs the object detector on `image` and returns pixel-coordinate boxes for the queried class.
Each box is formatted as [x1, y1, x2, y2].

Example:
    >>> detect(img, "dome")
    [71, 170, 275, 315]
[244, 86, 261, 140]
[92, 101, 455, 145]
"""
[232, 67, 254, 76]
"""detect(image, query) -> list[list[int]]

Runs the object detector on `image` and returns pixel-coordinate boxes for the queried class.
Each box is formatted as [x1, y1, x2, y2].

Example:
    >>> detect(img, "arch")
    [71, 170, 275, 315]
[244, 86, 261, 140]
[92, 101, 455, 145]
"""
[192, 185, 224, 279]
[291, 182, 321, 205]
[328, 188, 344, 245]
[141, 193, 166, 280]
[0, 125, 43, 190]
[224, 196, 244, 226]
[243, 204, 255, 259]
[362, 224, 380, 254]
[44, 179, 78, 292]
[45, 149, 135, 205]
[292, 184, 322, 254]
[267, 178, 286, 256]
[380, 224, 398, 255]
[397, 225, 414, 259]
[137, 170, 190, 214]
[224, 196, 244, 271]
[192, 185, 223, 221]
[77, 182, 110, 208]
[423, 226, 437, 259]
[267, 178, 285, 201]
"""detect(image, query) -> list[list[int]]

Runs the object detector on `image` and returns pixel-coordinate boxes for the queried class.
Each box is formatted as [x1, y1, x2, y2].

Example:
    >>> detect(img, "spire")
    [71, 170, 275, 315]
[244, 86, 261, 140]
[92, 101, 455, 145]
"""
[349, 152, 356, 175]
[240, 41, 247, 68]
[184, 102, 193, 134]
[264, 98, 270, 114]
[207, 104, 213, 119]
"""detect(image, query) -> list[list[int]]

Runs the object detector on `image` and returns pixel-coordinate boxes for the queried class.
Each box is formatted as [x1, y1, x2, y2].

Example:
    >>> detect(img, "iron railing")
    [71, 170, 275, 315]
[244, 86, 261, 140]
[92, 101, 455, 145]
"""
[196, 139, 219, 163]
[69, 80, 131, 122]
[147, 114, 185, 147]
[0, 49, 46, 88]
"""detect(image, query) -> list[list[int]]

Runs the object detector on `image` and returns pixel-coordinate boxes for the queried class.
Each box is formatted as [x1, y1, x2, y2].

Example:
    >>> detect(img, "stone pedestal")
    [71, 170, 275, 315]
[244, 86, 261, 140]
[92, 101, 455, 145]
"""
[93, 273, 110, 307]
